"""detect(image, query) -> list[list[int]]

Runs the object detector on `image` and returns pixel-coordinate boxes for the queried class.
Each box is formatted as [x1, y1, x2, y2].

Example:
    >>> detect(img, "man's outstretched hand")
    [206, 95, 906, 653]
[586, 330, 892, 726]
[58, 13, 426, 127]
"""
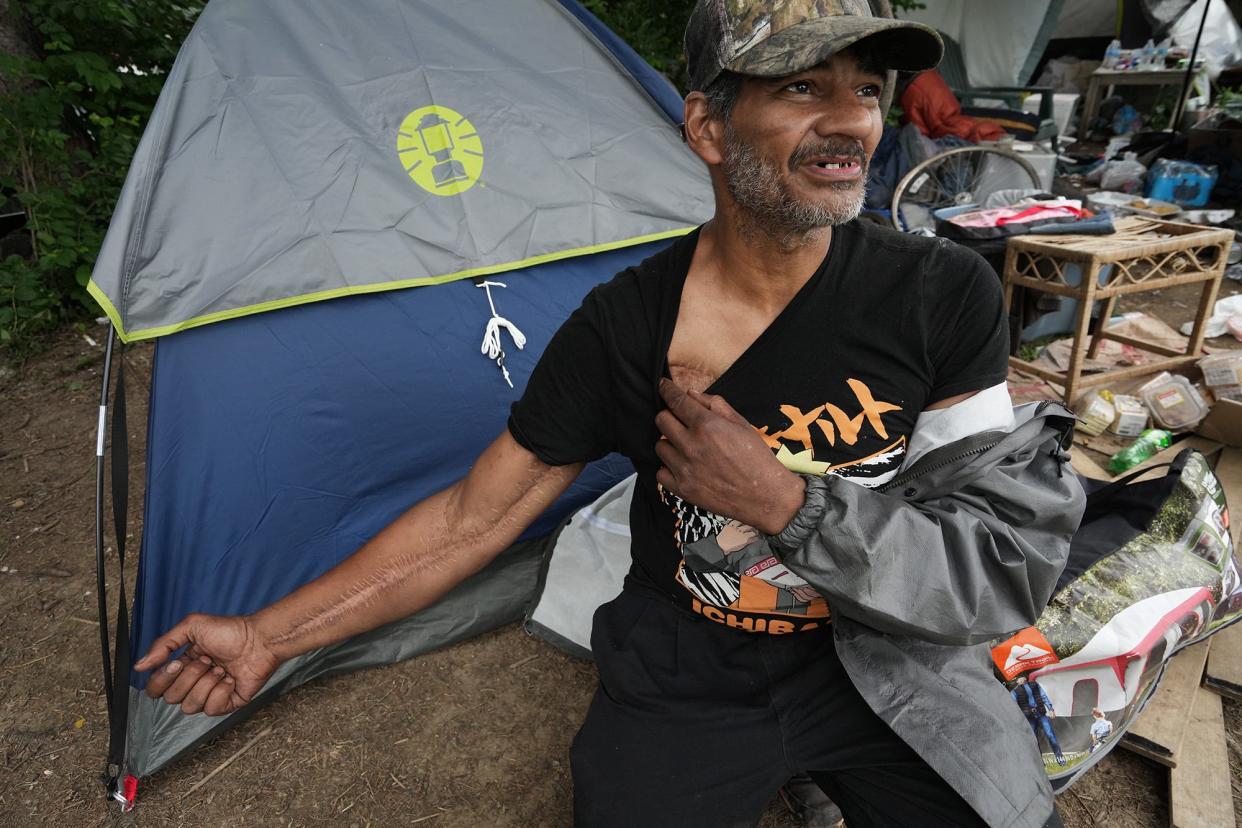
[134, 614, 280, 716]
[655, 378, 805, 536]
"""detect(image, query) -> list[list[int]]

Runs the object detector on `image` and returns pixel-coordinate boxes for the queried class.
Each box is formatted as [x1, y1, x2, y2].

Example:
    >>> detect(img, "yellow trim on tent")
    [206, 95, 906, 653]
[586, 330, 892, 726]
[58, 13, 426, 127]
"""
[88, 228, 696, 343]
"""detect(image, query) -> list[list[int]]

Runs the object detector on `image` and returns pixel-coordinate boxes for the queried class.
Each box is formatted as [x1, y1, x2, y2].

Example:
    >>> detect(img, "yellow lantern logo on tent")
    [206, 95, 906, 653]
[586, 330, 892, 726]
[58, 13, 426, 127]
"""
[396, 105, 483, 196]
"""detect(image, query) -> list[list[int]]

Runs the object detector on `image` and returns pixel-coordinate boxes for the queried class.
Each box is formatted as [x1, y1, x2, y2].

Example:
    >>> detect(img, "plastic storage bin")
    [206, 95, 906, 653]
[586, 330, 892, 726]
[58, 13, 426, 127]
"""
[1145, 159, 1218, 208]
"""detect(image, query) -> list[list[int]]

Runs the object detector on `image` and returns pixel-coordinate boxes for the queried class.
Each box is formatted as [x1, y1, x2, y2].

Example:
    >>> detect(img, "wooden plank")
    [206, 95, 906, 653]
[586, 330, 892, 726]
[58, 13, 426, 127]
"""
[1070, 446, 1112, 481]
[1204, 622, 1242, 701]
[1211, 448, 1242, 546]
[1204, 447, 1242, 700]
[1170, 685, 1236, 828]
[1121, 640, 1211, 767]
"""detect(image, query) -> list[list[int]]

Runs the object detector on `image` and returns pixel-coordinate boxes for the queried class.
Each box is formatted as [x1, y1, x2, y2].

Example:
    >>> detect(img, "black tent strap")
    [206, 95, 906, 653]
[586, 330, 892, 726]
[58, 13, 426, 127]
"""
[94, 329, 115, 712]
[95, 328, 133, 806]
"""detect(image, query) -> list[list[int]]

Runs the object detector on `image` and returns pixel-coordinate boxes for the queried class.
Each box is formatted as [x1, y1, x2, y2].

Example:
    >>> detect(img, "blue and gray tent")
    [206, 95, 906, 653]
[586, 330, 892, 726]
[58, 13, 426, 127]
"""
[87, 0, 711, 807]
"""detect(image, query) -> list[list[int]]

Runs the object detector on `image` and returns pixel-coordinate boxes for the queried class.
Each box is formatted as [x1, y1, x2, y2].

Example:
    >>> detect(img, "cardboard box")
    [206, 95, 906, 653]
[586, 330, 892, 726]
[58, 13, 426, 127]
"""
[1197, 399, 1242, 447]
[1187, 113, 1242, 163]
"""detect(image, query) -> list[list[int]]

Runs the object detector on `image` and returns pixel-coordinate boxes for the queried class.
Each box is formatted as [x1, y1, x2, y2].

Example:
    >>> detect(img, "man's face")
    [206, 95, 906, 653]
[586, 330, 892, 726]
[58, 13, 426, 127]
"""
[719, 50, 884, 235]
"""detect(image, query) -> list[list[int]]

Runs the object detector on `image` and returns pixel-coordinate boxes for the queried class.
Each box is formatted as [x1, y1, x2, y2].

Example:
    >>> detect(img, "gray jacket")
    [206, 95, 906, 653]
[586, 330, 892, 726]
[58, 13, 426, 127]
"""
[772, 401, 1086, 828]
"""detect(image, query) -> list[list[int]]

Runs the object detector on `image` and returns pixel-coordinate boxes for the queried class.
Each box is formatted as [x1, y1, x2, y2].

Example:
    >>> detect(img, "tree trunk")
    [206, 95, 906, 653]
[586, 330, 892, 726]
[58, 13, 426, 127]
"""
[0, 0, 39, 97]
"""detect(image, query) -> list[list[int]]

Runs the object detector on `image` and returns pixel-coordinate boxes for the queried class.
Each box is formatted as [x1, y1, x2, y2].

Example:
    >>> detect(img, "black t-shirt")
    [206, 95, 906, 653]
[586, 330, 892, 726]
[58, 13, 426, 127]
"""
[509, 220, 1008, 634]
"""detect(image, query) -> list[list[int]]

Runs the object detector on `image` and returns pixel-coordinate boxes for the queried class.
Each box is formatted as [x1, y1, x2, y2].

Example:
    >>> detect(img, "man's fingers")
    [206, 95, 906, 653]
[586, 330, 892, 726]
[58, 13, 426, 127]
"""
[180, 667, 225, 715]
[659, 378, 711, 425]
[654, 410, 690, 446]
[690, 389, 750, 427]
[203, 677, 238, 717]
[144, 656, 190, 698]
[160, 658, 215, 705]
[655, 466, 679, 495]
[134, 622, 194, 671]
[654, 437, 686, 477]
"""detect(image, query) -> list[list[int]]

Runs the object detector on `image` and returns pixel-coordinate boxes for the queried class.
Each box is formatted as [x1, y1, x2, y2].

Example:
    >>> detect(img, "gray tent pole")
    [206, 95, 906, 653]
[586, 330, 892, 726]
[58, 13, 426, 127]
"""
[1170, 0, 1212, 135]
[95, 325, 116, 709]
[872, 0, 898, 119]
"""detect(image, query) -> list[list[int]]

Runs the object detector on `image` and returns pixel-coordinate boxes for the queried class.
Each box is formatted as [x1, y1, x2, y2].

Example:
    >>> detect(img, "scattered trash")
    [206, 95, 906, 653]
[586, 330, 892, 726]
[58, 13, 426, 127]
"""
[1076, 392, 1115, 436]
[1108, 428, 1172, 473]
[1109, 394, 1149, 437]
[1139, 372, 1210, 430]
[1098, 152, 1147, 193]
[1180, 294, 1242, 338]
[1180, 208, 1235, 225]
[1198, 352, 1242, 387]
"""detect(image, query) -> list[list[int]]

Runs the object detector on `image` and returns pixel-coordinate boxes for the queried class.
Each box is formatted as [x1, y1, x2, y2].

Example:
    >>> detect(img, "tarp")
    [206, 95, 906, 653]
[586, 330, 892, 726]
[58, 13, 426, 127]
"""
[87, 0, 712, 342]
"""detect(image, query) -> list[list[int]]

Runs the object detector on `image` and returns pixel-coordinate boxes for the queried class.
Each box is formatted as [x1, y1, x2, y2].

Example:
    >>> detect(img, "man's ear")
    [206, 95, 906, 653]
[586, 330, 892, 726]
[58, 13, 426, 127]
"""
[683, 91, 725, 166]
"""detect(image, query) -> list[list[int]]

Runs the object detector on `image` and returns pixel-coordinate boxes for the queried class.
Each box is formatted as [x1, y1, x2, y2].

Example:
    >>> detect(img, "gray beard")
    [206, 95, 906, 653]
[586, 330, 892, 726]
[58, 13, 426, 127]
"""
[722, 126, 866, 249]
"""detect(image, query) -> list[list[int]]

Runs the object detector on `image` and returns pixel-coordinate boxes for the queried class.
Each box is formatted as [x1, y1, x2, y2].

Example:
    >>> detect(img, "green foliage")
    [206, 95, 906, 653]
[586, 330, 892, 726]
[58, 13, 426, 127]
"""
[0, 0, 203, 351]
[583, 0, 698, 88]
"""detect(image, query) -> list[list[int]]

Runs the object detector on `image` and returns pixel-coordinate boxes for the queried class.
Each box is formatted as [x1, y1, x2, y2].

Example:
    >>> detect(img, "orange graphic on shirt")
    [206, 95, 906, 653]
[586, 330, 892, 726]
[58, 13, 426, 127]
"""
[758, 378, 901, 452]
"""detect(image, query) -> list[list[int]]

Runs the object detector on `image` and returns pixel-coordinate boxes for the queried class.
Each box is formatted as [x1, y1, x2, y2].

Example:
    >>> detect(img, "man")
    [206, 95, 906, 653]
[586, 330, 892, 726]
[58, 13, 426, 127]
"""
[1012, 675, 1067, 766]
[136, 2, 1071, 825]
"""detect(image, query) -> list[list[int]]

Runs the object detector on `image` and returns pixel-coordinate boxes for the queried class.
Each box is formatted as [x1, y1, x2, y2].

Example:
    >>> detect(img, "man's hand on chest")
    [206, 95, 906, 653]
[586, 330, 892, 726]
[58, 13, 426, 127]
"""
[655, 378, 806, 536]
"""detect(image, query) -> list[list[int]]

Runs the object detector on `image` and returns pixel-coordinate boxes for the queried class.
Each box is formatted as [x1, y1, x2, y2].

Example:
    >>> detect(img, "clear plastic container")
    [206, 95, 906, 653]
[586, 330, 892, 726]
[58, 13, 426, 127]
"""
[1138, 372, 1211, 430]
[1198, 352, 1242, 387]
[1213, 385, 1242, 403]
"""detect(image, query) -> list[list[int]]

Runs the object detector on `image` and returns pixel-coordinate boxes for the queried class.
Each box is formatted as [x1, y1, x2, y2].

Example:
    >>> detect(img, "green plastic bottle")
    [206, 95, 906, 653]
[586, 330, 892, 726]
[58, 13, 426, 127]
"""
[1108, 429, 1172, 474]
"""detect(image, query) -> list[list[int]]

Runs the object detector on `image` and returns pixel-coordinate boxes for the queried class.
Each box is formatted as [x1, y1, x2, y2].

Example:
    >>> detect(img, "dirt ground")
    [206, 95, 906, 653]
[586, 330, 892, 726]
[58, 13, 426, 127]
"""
[2, 279, 1242, 827]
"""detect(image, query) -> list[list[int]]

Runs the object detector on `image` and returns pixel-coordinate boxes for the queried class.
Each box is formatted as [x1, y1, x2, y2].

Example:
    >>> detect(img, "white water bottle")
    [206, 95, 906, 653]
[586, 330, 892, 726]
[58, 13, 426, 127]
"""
[1103, 39, 1121, 70]
[1141, 39, 1156, 70]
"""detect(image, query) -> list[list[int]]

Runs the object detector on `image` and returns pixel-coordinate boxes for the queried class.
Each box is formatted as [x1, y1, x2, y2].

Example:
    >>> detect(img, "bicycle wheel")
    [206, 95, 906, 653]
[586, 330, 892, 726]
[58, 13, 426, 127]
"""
[890, 146, 1042, 232]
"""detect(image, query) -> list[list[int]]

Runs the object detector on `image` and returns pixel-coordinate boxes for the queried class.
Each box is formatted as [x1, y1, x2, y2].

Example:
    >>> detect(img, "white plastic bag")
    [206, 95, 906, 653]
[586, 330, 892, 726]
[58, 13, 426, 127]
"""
[1099, 152, 1148, 193]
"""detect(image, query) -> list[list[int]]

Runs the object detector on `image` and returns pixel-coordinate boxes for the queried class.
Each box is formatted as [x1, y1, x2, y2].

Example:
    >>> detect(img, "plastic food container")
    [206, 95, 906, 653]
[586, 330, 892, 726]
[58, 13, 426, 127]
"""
[1213, 385, 1242, 403]
[1076, 392, 1115, 436]
[1198, 352, 1242, 387]
[1138, 373, 1210, 430]
[1109, 394, 1149, 437]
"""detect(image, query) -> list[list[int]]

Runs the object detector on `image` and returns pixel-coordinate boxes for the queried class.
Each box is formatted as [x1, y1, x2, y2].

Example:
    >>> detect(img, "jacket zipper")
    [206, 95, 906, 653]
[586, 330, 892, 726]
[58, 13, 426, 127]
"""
[877, 400, 1068, 495]
[879, 441, 998, 493]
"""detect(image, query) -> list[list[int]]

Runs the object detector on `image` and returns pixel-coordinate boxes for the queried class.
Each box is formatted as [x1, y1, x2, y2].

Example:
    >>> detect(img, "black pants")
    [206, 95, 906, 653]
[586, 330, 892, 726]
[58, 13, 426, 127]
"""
[571, 591, 1052, 828]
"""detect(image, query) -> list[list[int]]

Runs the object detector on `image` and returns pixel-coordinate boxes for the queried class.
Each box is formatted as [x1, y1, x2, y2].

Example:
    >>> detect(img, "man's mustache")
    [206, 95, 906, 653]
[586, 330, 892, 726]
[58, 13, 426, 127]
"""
[788, 139, 868, 173]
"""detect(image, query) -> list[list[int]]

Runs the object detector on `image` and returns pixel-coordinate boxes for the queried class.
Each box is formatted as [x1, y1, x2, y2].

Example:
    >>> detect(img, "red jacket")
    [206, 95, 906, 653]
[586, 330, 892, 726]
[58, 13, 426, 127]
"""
[901, 69, 1006, 143]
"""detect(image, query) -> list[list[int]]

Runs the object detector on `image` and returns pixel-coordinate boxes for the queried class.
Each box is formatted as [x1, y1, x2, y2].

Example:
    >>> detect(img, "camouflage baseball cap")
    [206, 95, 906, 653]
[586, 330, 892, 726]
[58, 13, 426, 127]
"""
[685, 0, 943, 91]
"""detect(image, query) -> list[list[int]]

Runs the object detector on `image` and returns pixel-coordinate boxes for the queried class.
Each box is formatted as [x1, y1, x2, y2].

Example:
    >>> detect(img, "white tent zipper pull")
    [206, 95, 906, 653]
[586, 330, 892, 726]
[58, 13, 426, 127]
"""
[477, 281, 526, 388]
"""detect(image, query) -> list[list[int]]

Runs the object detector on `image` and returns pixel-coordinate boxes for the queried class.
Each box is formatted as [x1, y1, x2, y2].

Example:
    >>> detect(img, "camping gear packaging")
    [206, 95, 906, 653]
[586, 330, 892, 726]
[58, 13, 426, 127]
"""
[991, 448, 1242, 789]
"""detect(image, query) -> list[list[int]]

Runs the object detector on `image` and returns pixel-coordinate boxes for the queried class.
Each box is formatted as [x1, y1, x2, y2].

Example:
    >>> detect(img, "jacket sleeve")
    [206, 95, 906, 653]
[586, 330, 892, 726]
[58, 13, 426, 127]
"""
[1039, 685, 1055, 712]
[771, 434, 1085, 646]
